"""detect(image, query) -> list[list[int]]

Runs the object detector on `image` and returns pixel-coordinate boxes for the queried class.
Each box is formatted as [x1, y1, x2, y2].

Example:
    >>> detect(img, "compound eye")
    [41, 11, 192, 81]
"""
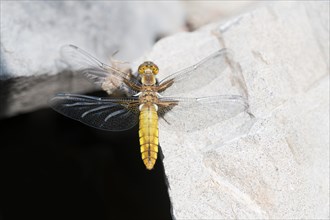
[151, 65, 159, 75]
[138, 65, 146, 74]
[152, 67, 159, 74]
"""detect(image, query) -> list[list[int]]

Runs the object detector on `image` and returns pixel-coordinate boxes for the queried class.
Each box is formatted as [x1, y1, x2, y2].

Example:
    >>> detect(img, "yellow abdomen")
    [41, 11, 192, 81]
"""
[139, 104, 158, 170]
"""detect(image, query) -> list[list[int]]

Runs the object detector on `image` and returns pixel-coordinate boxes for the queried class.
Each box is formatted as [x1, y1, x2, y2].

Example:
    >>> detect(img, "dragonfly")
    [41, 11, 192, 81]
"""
[50, 44, 249, 170]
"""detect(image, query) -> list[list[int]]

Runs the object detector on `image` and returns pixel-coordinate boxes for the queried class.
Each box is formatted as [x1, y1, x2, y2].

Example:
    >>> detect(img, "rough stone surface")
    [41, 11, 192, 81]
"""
[140, 2, 329, 219]
[0, 1, 184, 117]
[183, 1, 261, 30]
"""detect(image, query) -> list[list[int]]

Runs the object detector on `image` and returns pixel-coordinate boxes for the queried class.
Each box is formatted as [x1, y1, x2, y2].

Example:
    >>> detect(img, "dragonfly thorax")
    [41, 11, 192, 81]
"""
[139, 89, 158, 103]
[141, 73, 156, 86]
[138, 88, 159, 112]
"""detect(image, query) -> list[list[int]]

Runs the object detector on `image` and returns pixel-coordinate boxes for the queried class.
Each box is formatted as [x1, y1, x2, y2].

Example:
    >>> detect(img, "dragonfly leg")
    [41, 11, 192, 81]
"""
[123, 78, 142, 92]
[157, 79, 174, 93]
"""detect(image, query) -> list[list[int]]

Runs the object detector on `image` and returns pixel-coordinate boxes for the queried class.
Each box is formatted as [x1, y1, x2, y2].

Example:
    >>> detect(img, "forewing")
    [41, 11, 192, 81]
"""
[50, 93, 139, 131]
[60, 44, 140, 95]
[158, 95, 249, 132]
[158, 49, 232, 96]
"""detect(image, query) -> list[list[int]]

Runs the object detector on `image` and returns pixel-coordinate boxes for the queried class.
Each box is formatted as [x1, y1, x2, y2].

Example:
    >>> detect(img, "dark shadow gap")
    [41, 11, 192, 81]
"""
[0, 91, 172, 220]
[0, 48, 11, 118]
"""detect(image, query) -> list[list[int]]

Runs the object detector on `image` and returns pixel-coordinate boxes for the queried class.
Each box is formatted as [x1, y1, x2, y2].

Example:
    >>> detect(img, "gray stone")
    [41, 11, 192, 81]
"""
[140, 1, 329, 219]
[0, 1, 184, 117]
[183, 1, 261, 30]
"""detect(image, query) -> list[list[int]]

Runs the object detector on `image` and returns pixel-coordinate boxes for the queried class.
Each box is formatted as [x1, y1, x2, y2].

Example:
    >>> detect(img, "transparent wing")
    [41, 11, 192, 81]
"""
[158, 95, 249, 132]
[158, 49, 232, 96]
[50, 93, 139, 131]
[60, 44, 140, 95]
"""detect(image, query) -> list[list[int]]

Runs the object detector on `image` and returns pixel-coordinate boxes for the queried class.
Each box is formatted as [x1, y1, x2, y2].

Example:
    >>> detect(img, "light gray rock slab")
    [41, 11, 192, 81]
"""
[140, 1, 329, 219]
[183, 1, 262, 30]
[0, 1, 184, 117]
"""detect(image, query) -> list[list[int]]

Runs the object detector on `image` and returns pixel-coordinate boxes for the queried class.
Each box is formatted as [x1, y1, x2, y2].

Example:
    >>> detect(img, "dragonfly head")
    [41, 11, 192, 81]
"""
[138, 61, 159, 75]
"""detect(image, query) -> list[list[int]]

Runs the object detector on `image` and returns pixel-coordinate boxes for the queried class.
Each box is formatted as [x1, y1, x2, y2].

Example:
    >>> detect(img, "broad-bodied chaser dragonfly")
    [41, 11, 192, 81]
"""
[50, 45, 249, 170]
